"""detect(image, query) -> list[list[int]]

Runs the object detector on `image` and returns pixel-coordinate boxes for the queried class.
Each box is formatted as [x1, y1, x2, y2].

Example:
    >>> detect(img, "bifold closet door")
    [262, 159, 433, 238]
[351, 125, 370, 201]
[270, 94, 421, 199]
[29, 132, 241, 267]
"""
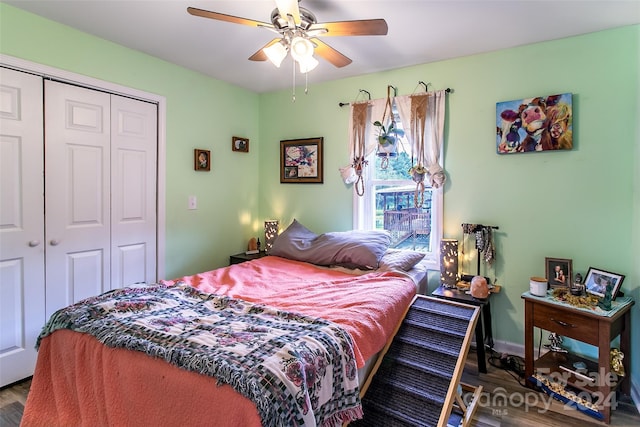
[0, 68, 45, 387]
[110, 95, 157, 289]
[44, 80, 112, 318]
[44, 81, 158, 318]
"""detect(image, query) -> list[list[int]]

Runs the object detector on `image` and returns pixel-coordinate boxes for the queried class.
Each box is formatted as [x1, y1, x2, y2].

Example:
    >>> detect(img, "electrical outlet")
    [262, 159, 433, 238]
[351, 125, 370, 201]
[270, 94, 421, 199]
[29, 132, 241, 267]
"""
[188, 195, 197, 210]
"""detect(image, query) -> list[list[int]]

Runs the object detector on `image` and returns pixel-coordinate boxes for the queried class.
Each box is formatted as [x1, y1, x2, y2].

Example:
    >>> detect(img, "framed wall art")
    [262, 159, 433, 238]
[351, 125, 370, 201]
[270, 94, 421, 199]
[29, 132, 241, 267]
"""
[280, 137, 323, 183]
[194, 149, 210, 171]
[584, 267, 625, 299]
[232, 136, 249, 153]
[496, 92, 573, 154]
[545, 257, 572, 288]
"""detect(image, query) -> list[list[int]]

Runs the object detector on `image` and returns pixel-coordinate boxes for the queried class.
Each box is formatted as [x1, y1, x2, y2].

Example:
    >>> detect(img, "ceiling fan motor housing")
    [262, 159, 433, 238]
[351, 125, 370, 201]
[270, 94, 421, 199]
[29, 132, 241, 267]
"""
[270, 7, 317, 31]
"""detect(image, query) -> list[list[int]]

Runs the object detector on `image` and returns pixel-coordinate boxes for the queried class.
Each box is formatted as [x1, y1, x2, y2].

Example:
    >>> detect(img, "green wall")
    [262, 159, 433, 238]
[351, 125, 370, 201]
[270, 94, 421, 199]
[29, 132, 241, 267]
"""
[258, 26, 639, 387]
[2, 3, 638, 394]
[0, 3, 261, 277]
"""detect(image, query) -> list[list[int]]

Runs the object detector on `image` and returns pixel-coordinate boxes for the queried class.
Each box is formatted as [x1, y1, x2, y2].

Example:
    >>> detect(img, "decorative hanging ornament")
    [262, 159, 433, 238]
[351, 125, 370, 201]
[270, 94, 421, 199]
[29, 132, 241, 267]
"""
[350, 102, 369, 197]
[351, 155, 368, 196]
[374, 86, 403, 170]
[409, 164, 427, 207]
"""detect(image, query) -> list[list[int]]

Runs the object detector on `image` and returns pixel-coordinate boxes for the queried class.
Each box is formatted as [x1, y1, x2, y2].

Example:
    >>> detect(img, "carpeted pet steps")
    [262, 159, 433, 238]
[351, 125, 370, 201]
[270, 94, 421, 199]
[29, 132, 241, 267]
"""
[352, 295, 482, 427]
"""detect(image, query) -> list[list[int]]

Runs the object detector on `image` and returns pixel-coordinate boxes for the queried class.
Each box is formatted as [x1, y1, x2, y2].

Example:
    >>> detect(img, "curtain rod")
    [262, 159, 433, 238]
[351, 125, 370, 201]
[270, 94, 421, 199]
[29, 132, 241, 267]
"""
[339, 86, 453, 107]
[338, 89, 370, 107]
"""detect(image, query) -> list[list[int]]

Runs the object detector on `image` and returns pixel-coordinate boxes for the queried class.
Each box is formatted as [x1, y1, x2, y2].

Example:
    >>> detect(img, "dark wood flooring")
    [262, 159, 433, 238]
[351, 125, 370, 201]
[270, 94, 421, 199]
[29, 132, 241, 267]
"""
[1, 351, 638, 426]
[0, 378, 30, 427]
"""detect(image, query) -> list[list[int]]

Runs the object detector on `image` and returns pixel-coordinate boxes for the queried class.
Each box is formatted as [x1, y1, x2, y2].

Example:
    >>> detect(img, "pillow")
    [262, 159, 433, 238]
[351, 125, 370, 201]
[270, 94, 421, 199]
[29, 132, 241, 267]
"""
[270, 220, 391, 270]
[379, 249, 425, 272]
[317, 230, 391, 269]
[269, 219, 318, 259]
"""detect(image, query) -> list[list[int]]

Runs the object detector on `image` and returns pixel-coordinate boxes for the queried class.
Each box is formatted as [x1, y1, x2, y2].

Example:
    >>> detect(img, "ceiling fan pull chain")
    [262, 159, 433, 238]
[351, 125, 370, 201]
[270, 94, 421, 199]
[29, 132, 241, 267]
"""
[291, 59, 296, 102]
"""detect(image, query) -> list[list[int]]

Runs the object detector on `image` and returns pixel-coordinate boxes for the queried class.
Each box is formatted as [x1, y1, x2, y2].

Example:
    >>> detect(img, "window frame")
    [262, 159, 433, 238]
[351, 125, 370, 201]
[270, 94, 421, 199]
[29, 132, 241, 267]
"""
[353, 154, 443, 271]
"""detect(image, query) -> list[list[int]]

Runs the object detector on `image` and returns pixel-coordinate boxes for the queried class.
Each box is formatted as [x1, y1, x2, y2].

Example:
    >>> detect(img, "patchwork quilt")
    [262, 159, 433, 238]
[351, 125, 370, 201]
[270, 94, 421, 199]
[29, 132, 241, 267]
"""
[38, 283, 363, 426]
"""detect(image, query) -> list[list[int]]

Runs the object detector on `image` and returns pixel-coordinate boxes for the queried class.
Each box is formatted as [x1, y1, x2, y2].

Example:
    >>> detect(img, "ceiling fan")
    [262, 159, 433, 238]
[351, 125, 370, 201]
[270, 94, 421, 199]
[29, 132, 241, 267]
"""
[187, 0, 388, 73]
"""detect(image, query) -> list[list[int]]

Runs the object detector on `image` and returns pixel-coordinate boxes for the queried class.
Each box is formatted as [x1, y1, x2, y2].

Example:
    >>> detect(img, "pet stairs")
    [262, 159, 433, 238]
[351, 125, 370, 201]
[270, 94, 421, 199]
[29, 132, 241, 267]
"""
[352, 295, 482, 427]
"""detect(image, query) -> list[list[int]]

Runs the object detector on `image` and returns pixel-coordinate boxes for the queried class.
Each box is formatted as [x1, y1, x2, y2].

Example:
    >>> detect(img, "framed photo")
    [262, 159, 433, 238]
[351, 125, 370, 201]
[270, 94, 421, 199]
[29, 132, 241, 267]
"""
[280, 137, 323, 183]
[584, 267, 625, 299]
[496, 93, 573, 154]
[194, 149, 210, 171]
[232, 136, 249, 153]
[545, 257, 572, 288]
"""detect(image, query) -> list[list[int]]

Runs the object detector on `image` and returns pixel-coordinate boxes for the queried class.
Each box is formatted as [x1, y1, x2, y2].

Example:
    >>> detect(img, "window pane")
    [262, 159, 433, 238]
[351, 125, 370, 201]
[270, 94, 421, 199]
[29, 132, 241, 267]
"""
[374, 185, 433, 252]
[373, 150, 412, 180]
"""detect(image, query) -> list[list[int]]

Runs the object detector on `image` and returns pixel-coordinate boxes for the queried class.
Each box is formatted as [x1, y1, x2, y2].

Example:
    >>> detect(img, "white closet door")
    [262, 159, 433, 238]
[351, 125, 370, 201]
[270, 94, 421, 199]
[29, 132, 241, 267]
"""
[0, 68, 45, 387]
[44, 80, 111, 317]
[111, 95, 157, 287]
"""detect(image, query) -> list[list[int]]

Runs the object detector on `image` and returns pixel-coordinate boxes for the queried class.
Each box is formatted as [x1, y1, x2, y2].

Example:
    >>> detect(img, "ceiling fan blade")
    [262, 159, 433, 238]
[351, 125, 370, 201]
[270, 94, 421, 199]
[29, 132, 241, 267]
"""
[311, 38, 352, 68]
[187, 7, 272, 28]
[309, 19, 388, 36]
[275, 0, 301, 25]
[248, 39, 282, 61]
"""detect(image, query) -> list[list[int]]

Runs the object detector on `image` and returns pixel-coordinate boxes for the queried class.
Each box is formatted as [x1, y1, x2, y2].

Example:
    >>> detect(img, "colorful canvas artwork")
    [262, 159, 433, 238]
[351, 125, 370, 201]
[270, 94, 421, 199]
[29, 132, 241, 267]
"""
[496, 93, 572, 154]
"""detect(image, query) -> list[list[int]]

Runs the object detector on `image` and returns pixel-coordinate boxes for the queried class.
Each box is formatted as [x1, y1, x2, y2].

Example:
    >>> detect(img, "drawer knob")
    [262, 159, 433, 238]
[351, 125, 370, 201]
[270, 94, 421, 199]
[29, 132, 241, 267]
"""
[551, 318, 576, 328]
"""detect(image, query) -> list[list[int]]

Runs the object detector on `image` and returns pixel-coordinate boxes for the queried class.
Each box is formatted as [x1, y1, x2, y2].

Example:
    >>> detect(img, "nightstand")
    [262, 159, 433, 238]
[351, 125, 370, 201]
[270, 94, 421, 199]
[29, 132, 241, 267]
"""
[229, 251, 268, 265]
[522, 292, 633, 424]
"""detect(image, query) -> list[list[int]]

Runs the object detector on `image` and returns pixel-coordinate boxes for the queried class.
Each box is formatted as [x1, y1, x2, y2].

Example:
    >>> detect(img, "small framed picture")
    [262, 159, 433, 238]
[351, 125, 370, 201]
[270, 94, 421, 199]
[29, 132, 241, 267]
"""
[280, 137, 323, 183]
[194, 149, 210, 171]
[232, 136, 249, 153]
[545, 257, 572, 288]
[584, 267, 625, 299]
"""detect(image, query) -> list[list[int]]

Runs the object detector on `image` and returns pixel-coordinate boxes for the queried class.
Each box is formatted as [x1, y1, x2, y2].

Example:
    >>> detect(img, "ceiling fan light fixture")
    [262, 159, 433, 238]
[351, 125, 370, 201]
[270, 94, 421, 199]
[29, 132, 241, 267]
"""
[263, 41, 288, 67]
[290, 36, 314, 61]
[298, 56, 319, 73]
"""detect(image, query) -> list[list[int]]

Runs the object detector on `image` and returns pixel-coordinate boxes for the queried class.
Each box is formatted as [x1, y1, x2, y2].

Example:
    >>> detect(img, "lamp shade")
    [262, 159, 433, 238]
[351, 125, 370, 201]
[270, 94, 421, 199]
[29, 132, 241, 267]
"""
[264, 220, 279, 253]
[263, 42, 287, 67]
[290, 36, 314, 62]
[440, 239, 459, 288]
[298, 56, 319, 74]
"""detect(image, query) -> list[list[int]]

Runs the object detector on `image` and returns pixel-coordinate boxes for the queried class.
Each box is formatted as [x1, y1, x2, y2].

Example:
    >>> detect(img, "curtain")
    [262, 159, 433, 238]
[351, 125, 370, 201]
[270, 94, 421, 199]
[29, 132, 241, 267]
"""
[395, 90, 447, 188]
[340, 98, 386, 184]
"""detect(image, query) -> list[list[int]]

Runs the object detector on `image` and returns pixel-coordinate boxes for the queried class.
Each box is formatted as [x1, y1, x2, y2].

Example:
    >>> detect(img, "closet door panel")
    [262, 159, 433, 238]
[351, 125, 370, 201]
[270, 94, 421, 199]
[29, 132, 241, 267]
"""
[44, 80, 111, 317]
[0, 68, 45, 387]
[111, 95, 157, 288]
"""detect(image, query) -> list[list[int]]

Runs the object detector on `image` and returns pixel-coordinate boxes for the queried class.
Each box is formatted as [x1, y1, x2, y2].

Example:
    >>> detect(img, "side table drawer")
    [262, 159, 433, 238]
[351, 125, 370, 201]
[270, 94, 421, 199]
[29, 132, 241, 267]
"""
[533, 302, 598, 345]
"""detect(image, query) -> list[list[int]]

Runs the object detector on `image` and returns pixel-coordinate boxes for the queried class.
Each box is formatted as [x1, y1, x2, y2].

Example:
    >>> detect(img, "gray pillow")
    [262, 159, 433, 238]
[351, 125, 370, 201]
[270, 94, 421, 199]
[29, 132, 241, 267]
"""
[269, 219, 318, 259]
[379, 249, 425, 271]
[270, 220, 391, 270]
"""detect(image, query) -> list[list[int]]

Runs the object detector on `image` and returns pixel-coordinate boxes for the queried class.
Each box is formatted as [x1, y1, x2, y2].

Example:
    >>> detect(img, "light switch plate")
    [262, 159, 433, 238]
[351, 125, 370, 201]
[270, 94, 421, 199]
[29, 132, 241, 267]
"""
[188, 195, 197, 210]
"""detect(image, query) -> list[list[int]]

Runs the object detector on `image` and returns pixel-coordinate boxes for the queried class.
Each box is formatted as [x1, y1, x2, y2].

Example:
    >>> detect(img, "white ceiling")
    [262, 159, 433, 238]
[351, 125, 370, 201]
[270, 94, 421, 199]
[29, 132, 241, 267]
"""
[5, 0, 640, 93]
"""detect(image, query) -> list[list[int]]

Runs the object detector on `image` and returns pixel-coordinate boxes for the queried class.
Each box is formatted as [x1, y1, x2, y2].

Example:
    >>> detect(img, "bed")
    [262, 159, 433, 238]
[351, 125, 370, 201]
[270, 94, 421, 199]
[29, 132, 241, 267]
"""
[21, 222, 424, 426]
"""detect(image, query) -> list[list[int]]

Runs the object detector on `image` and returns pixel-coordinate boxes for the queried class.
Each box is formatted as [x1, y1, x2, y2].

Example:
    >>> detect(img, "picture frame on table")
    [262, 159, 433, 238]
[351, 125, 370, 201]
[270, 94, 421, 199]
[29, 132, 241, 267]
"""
[545, 257, 572, 288]
[280, 137, 324, 183]
[584, 267, 625, 299]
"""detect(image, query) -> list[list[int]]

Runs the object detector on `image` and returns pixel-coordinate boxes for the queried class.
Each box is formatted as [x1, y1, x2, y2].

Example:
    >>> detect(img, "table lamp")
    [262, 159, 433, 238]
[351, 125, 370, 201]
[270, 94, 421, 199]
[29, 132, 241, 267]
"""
[264, 220, 279, 253]
[440, 239, 459, 288]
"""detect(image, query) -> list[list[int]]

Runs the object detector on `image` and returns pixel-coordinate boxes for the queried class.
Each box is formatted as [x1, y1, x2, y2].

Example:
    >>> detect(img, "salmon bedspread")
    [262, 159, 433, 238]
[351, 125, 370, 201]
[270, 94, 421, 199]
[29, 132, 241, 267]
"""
[22, 256, 417, 427]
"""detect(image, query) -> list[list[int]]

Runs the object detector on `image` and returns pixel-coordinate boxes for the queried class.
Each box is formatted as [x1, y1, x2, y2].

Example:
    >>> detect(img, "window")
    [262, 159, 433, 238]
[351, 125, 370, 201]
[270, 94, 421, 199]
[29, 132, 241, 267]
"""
[353, 112, 443, 270]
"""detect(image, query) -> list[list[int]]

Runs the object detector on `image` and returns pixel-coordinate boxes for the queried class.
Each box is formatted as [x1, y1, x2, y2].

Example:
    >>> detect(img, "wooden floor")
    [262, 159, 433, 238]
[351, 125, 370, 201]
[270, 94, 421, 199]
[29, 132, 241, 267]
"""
[0, 378, 29, 427]
[461, 351, 640, 427]
[1, 351, 638, 426]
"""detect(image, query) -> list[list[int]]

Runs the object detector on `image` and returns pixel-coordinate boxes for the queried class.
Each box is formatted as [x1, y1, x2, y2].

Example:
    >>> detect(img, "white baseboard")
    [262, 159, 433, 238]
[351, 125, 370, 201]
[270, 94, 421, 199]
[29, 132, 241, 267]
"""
[488, 340, 638, 411]
[489, 339, 525, 358]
